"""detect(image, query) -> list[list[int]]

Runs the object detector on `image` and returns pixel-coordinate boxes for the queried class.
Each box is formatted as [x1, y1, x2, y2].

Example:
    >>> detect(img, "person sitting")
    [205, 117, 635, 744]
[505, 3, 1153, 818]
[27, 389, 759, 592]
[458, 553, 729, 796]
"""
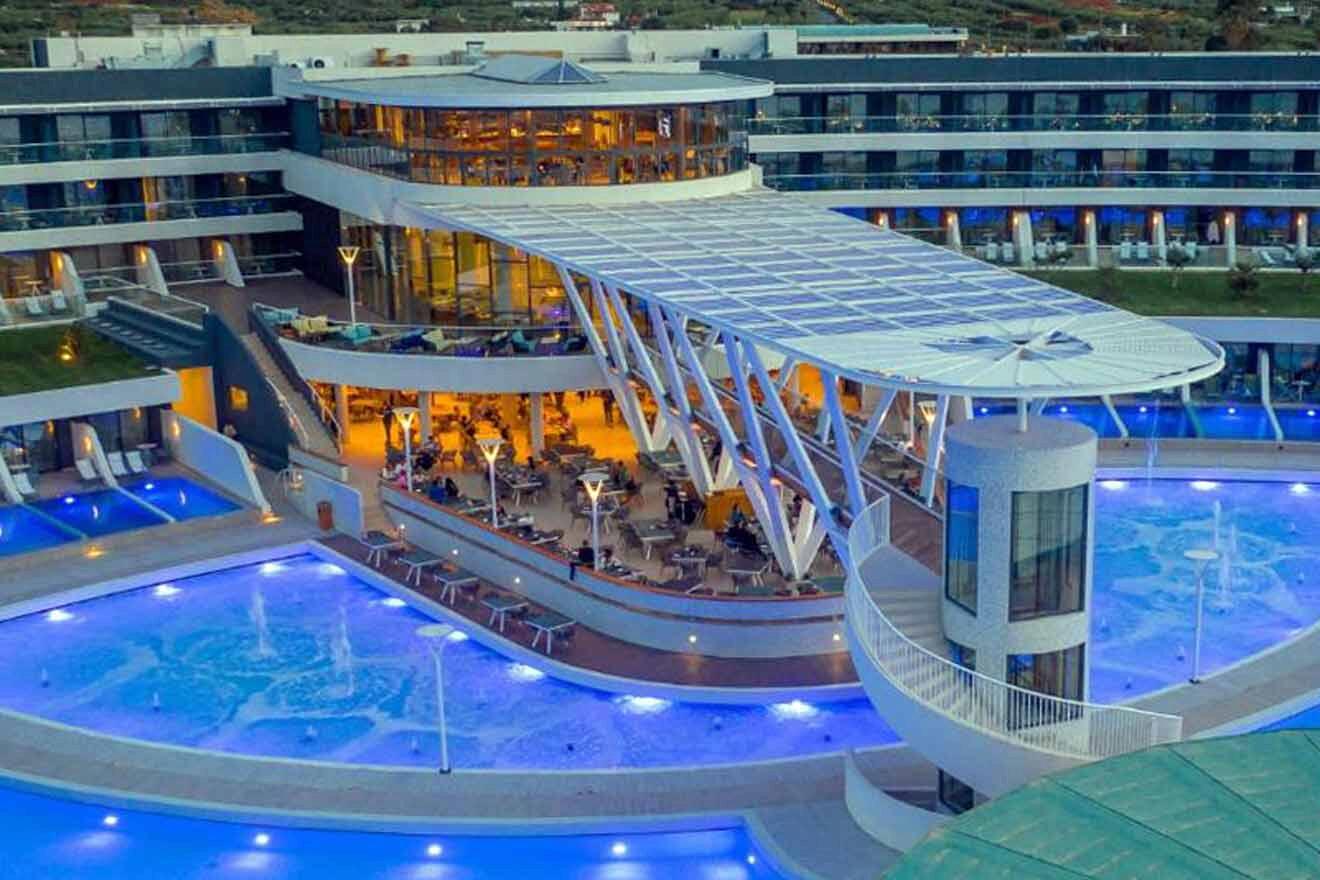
[443, 476, 460, 499]
[576, 539, 595, 567]
[427, 478, 449, 504]
[726, 522, 760, 557]
[415, 449, 436, 473]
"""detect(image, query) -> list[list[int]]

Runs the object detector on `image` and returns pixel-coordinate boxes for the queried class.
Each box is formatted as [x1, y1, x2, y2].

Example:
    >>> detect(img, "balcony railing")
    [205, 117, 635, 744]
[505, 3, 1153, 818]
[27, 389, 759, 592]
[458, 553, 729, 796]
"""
[0, 132, 288, 165]
[750, 113, 1320, 136]
[0, 194, 293, 232]
[253, 302, 590, 358]
[763, 170, 1320, 192]
[236, 251, 303, 277]
[846, 497, 1182, 761]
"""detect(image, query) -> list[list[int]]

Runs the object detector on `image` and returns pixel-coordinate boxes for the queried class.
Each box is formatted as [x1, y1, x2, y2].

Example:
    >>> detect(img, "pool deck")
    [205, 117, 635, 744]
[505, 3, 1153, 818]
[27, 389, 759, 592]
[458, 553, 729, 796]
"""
[321, 533, 860, 689]
[1133, 618, 1320, 737]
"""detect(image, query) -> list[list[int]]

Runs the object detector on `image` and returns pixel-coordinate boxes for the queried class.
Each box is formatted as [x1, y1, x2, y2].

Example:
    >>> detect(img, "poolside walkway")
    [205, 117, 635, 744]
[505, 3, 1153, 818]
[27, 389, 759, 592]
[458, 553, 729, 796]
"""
[322, 533, 860, 689]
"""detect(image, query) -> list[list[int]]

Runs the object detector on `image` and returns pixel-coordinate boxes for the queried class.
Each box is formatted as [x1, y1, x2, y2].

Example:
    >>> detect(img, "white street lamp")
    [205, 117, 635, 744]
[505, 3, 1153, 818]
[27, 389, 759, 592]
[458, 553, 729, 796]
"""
[415, 622, 455, 774]
[579, 470, 607, 570]
[393, 406, 419, 492]
[477, 436, 503, 528]
[336, 245, 361, 326]
[1184, 547, 1219, 684]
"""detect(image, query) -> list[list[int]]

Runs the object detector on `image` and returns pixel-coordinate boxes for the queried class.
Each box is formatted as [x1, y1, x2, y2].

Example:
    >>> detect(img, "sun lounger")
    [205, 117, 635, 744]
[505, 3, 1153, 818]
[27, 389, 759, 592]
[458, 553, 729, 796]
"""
[395, 548, 442, 585]
[25, 297, 43, 317]
[125, 450, 149, 474]
[358, 530, 404, 566]
[526, 611, 575, 655]
[481, 592, 529, 632]
[50, 292, 69, 312]
[75, 458, 99, 483]
[107, 451, 130, 478]
[13, 471, 36, 499]
[434, 567, 480, 605]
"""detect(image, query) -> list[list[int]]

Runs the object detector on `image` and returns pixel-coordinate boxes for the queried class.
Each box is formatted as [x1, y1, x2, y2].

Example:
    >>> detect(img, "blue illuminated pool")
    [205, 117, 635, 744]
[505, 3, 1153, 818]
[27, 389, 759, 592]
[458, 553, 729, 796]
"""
[0, 505, 79, 558]
[0, 552, 897, 769]
[0, 782, 784, 879]
[1259, 701, 1320, 731]
[30, 488, 169, 538]
[972, 400, 1320, 441]
[124, 476, 241, 521]
[1091, 477, 1320, 703]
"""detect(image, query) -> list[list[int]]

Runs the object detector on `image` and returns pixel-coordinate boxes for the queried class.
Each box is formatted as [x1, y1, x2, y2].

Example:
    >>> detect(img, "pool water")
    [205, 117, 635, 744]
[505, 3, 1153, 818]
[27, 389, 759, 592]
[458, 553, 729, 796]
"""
[973, 401, 1320, 441]
[1258, 702, 1320, 731]
[1090, 477, 1320, 703]
[30, 489, 168, 538]
[124, 476, 241, 521]
[0, 505, 79, 557]
[0, 553, 897, 769]
[0, 782, 784, 880]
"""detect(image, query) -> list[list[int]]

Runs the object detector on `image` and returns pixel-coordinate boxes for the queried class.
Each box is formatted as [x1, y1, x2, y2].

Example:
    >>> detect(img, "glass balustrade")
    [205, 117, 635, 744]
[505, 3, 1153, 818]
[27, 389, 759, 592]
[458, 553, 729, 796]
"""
[0, 194, 293, 232]
[0, 133, 288, 165]
[762, 170, 1320, 192]
[748, 113, 1320, 135]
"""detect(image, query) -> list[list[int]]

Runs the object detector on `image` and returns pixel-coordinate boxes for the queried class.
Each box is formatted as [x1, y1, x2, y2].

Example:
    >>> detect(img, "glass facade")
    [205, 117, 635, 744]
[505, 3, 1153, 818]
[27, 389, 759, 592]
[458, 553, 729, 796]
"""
[318, 100, 747, 186]
[1010, 484, 1088, 620]
[945, 481, 979, 613]
[342, 215, 573, 328]
[1008, 644, 1085, 702]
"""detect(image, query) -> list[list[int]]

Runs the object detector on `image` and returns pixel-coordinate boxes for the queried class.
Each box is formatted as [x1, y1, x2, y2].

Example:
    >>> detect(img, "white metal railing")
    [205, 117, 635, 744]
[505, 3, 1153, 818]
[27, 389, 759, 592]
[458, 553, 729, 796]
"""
[846, 497, 1182, 761]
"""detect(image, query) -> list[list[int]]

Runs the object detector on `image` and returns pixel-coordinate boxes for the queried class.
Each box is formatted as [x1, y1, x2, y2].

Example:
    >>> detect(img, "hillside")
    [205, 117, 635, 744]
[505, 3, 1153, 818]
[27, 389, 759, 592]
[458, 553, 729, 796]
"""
[1, 0, 1316, 66]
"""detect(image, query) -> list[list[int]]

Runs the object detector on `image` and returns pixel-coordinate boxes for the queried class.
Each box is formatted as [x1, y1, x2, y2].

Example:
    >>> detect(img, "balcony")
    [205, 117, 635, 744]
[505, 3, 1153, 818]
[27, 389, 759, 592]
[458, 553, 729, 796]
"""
[749, 113, 1320, 136]
[763, 170, 1320, 193]
[0, 132, 289, 166]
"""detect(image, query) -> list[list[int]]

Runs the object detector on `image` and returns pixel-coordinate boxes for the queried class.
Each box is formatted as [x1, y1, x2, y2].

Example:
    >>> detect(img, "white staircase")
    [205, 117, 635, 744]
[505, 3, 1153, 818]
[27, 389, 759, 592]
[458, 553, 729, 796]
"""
[845, 496, 1183, 798]
[239, 332, 340, 461]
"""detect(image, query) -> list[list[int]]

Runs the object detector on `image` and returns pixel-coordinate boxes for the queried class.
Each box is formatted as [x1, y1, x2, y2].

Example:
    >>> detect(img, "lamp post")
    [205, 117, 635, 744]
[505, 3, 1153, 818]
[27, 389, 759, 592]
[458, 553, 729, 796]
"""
[336, 245, 360, 326]
[1184, 547, 1219, 684]
[579, 470, 607, 570]
[415, 622, 455, 774]
[393, 406, 419, 492]
[477, 436, 503, 528]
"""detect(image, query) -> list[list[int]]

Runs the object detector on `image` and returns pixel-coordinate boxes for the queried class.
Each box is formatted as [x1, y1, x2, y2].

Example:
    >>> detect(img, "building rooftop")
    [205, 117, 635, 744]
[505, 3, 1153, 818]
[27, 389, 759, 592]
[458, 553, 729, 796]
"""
[292, 57, 771, 108]
[890, 730, 1320, 879]
[0, 324, 155, 397]
[406, 191, 1223, 398]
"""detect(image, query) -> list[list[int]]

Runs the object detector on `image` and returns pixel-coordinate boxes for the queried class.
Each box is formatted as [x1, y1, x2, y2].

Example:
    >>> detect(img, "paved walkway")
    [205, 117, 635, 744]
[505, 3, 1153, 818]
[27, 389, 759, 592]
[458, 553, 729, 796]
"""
[750, 799, 901, 880]
[325, 533, 859, 688]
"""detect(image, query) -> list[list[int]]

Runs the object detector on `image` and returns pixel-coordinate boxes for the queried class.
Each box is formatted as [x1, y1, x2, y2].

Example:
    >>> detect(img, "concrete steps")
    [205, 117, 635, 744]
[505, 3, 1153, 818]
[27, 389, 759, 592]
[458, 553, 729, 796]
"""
[871, 587, 946, 655]
[239, 332, 339, 461]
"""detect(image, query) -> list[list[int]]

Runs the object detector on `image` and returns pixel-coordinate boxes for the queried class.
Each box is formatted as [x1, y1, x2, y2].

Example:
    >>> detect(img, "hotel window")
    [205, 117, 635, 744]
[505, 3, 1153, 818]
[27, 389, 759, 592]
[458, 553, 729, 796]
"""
[1031, 208, 1077, 243]
[945, 481, 978, 613]
[1167, 149, 1215, 172]
[1100, 92, 1149, 128]
[947, 640, 976, 672]
[140, 112, 191, 155]
[895, 93, 941, 130]
[1249, 91, 1299, 128]
[0, 420, 60, 474]
[228, 387, 251, 415]
[961, 93, 1008, 130]
[1010, 485, 1087, 620]
[1248, 150, 1294, 173]
[1008, 644, 1085, 702]
[962, 150, 1007, 184]
[1168, 91, 1216, 128]
[825, 94, 867, 132]
[821, 151, 867, 178]
[1031, 92, 1081, 129]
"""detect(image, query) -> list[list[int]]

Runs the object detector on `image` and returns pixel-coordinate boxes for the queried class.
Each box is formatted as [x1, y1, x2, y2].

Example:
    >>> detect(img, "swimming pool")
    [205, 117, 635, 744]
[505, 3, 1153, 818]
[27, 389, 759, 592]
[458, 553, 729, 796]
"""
[974, 400, 1320, 441]
[1258, 701, 1320, 731]
[1090, 477, 1320, 703]
[30, 489, 169, 538]
[0, 505, 80, 558]
[0, 552, 897, 769]
[0, 782, 784, 880]
[124, 476, 241, 521]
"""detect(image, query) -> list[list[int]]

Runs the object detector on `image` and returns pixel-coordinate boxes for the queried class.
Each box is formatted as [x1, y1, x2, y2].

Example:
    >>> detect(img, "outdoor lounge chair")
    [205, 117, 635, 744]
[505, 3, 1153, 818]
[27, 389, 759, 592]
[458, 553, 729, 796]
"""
[422, 328, 450, 351]
[125, 450, 149, 474]
[339, 323, 373, 346]
[106, 451, 130, 478]
[13, 471, 37, 499]
[1136, 241, 1151, 261]
[25, 297, 43, 317]
[1119, 240, 1133, 262]
[75, 458, 99, 483]
[1000, 243, 1014, 263]
[50, 292, 69, 312]
[290, 315, 330, 339]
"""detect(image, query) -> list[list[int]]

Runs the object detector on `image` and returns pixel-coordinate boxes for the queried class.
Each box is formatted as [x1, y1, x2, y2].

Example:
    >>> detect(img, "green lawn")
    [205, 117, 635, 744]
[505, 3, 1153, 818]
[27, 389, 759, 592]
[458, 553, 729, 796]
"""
[0, 325, 153, 396]
[1024, 269, 1320, 317]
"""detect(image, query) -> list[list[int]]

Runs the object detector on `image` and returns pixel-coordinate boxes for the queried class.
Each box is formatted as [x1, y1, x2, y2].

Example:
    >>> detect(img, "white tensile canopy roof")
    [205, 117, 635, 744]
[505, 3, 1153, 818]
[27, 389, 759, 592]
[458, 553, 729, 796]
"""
[402, 191, 1223, 399]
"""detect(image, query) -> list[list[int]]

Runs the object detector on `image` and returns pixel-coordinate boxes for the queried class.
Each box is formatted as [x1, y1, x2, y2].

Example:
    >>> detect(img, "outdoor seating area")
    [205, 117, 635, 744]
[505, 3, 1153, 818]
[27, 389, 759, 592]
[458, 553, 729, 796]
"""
[261, 305, 590, 357]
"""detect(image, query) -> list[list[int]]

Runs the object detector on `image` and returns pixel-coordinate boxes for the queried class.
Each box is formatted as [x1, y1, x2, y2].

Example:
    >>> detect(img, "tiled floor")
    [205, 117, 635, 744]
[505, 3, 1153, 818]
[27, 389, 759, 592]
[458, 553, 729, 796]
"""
[176, 277, 384, 336]
[324, 533, 860, 688]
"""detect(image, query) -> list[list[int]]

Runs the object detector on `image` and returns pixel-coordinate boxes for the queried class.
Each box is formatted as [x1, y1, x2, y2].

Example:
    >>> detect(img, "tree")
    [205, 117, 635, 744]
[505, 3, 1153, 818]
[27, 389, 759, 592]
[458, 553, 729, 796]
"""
[1165, 241, 1193, 288]
[1227, 260, 1260, 300]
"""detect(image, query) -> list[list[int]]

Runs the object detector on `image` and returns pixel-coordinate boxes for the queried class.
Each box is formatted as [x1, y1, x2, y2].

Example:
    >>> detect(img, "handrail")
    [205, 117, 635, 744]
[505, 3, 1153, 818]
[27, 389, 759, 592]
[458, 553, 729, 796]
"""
[763, 170, 1320, 192]
[0, 132, 289, 164]
[247, 303, 342, 447]
[0, 194, 293, 230]
[845, 496, 1182, 761]
[749, 112, 1320, 135]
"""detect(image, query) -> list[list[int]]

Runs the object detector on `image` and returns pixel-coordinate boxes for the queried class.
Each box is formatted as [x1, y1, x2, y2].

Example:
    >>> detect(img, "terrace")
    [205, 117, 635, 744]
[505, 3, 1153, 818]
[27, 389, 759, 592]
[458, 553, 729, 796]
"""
[0, 324, 155, 396]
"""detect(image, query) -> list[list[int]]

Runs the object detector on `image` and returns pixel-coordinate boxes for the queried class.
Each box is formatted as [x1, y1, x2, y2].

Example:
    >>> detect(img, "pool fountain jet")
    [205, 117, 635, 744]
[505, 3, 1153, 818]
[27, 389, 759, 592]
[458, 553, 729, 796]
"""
[249, 590, 274, 659]
[331, 606, 356, 696]
[1213, 525, 1238, 613]
[1144, 399, 1161, 486]
[1212, 499, 1222, 552]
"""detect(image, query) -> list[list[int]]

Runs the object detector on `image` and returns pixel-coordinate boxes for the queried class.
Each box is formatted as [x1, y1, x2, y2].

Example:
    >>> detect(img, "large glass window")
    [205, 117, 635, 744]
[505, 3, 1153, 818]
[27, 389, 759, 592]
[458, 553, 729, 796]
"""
[319, 99, 746, 186]
[1010, 485, 1087, 620]
[1008, 644, 1085, 702]
[945, 480, 978, 613]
